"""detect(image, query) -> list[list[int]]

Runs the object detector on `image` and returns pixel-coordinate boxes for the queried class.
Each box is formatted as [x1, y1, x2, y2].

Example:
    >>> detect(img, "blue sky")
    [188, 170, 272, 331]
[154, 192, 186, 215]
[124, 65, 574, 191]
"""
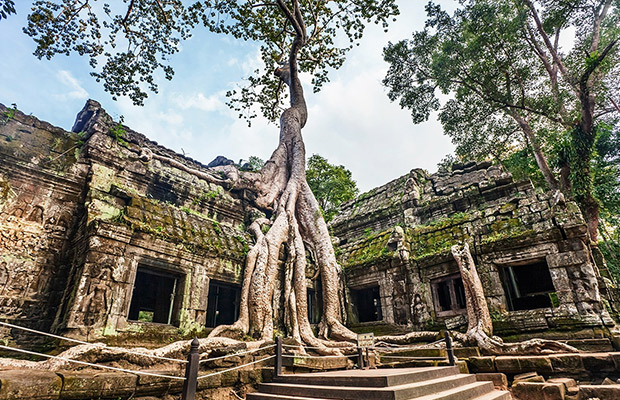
[0, 1, 456, 192]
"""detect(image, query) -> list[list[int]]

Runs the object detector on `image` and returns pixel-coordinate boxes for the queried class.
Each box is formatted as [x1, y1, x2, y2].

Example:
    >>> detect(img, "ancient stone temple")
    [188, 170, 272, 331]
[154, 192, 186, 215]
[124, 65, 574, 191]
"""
[0, 100, 617, 347]
[332, 163, 619, 336]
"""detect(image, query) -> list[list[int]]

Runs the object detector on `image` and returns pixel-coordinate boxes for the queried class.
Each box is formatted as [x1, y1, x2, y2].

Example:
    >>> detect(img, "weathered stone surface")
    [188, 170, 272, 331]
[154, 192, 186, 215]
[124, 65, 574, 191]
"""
[549, 354, 585, 374]
[580, 353, 615, 373]
[282, 355, 350, 370]
[518, 356, 554, 374]
[541, 382, 566, 400]
[1, 101, 250, 343]
[468, 356, 496, 373]
[331, 142, 611, 332]
[475, 373, 508, 390]
[453, 347, 481, 358]
[134, 370, 183, 396]
[547, 377, 577, 389]
[513, 382, 546, 400]
[578, 384, 620, 399]
[495, 356, 526, 374]
[0, 370, 62, 400]
[57, 371, 137, 399]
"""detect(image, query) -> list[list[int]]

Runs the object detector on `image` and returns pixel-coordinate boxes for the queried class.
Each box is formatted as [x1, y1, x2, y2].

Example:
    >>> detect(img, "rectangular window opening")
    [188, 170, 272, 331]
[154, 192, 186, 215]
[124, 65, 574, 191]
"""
[206, 281, 241, 328]
[352, 286, 382, 323]
[500, 260, 555, 311]
[431, 274, 467, 317]
[128, 267, 181, 325]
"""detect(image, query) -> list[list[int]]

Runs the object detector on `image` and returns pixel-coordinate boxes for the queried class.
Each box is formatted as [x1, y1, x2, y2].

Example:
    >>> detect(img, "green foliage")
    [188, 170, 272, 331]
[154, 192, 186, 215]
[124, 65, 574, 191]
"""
[239, 156, 265, 172]
[212, 220, 222, 234]
[24, 0, 399, 122]
[0, 103, 17, 125]
[0, 0, 15, 21]
[193, 188, 222, 204]
[595, 123, 620, 280]
[502, 148, 545, 187]
[110, 118, 128, 147]
[383, 0, 619, 236]
[306, 154, 358, 222]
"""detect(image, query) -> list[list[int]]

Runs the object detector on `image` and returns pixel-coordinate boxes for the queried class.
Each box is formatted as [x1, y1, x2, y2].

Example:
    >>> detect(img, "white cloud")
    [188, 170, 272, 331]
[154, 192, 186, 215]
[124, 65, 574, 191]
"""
[56, 70, 89, 100]
[173, 92, 226, 112]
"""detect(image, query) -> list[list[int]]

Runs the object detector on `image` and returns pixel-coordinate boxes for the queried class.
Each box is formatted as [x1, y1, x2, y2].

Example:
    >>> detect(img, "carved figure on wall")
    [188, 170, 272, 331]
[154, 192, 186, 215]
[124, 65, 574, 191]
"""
[26, 206, 44, 224]
[412, 293, 428, 329]
[392, 280, 409, 324]
[0, 261, 8, 295]
[80, 268, 113, 327]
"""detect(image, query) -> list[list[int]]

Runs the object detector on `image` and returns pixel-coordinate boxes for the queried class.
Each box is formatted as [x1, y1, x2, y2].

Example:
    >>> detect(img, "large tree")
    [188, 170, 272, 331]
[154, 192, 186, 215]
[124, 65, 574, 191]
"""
[22, 0, 398, 349]
[383, 0, 619, 242]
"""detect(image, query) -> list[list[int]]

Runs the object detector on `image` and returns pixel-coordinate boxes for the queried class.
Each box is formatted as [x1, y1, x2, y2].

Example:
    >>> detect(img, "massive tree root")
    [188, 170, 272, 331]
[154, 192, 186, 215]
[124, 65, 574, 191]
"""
[0, 337, 268, 371]
[451, 243, 578, 355]
[207, 1, 356, 355]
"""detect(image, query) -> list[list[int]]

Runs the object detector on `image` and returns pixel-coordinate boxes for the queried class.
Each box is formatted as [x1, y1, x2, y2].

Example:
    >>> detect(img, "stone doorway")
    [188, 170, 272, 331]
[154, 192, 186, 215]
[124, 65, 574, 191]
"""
[352, 286, 383, 323]
[206, 281, 241, 327]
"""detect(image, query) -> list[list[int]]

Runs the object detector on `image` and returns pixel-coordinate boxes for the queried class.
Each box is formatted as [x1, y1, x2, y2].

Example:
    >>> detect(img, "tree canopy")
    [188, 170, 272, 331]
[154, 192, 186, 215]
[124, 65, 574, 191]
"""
[23, 0, 398, 123]
[306, 154, 358, 221]
[383, 0, 619, 242]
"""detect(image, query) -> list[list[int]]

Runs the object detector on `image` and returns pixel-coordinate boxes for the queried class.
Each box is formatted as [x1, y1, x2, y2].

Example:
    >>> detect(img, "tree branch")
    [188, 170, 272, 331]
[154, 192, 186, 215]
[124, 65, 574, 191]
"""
[522, 0, 572, 87]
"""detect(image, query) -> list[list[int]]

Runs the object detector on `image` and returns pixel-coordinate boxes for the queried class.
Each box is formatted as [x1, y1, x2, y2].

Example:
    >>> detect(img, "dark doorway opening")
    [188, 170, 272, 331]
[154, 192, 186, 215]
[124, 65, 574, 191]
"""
[128, 267, 180, 325]
[206, 281, 241, 327]
[500, 260, 555, 311]
[431, 274, 467, 317]
[353, 286, 382, 323]
[307, 286, 323, 324]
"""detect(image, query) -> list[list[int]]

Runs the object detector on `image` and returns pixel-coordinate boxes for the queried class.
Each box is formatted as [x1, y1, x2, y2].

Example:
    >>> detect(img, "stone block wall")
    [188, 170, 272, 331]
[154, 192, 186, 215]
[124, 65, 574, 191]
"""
[0, 101, 251, 344]
[0, 103, 89, 345]
[333, 161, 617, 334]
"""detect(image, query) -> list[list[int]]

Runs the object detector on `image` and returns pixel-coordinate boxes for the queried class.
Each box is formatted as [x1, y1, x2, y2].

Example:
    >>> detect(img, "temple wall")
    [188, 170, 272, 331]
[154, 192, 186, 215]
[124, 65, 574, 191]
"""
[334, 161, 617, 334]
[0, 101, 250, 344]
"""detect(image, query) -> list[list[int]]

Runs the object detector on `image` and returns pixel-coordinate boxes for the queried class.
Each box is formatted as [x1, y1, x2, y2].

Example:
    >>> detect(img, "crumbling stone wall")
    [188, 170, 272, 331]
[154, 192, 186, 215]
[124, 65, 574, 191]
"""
[332, 161, 617, 334]
[0, 101, 250, 344]
[0, 103, 89, 345]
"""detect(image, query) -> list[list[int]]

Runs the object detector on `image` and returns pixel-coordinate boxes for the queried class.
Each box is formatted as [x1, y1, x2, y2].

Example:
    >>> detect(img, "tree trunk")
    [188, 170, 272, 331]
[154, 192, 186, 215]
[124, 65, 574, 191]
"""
[207, 0, 355, 351]
[570, 123, 599, 243]
[451, 243, 578, 355]
[510, 111, 560, 192]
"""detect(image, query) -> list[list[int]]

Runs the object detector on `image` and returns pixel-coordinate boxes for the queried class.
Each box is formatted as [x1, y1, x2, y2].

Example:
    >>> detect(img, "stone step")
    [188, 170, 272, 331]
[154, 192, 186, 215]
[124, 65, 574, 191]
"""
[258, 374, 477, 400]
[247, 393, 331, 400]
[472, 389, 512, 400]
[274, 366, 461, 388]
[379, 347, 480, 359]
[413, 381, 503, 400]
[381, 348, 447, 358]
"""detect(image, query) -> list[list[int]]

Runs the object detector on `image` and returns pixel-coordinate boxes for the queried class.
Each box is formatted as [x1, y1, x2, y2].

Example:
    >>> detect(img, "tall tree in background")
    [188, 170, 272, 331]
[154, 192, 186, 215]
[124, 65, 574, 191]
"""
[22, 0, 398, 348]
[383, 0, 619, 242]
[306, 154, 358, 222]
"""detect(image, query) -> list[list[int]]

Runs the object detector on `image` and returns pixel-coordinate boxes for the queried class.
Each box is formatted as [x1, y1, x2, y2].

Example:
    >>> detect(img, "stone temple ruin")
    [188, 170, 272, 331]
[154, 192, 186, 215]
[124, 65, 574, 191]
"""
[0, 100, 619, 350]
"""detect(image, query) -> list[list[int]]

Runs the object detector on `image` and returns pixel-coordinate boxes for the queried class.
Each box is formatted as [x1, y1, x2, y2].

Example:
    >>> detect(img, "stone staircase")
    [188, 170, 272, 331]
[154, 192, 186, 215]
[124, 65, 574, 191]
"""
[247, 366, 511, 400]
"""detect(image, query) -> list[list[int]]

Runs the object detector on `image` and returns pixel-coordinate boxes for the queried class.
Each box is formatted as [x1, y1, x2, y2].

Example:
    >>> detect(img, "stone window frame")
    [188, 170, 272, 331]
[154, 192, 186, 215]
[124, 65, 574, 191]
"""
[430, 273, 467, 318]
[496, 257, 556, 312]
[124, 261, 187, 327]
